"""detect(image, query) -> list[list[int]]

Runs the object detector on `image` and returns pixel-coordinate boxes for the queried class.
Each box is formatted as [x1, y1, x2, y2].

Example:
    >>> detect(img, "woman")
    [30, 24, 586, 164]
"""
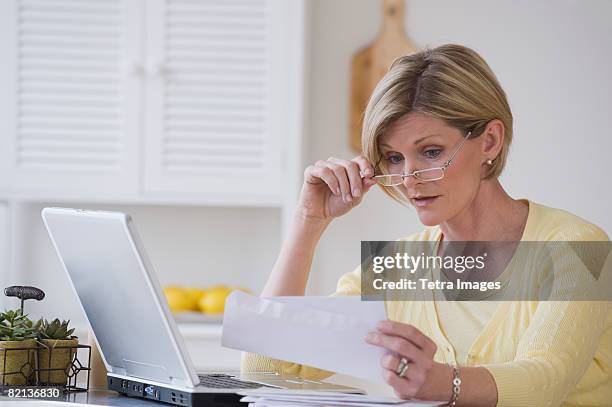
[241, 44, 611, 407]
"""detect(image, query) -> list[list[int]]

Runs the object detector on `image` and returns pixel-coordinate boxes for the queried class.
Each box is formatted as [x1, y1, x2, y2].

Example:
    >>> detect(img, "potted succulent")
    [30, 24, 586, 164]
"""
[0, 309, 39, 385]
[36, 318, 78, 385]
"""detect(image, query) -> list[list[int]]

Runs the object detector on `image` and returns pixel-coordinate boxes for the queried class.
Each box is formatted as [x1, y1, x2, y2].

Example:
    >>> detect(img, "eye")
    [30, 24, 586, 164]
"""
[424, 148, 442, 159]
[385, 154, 404, 165]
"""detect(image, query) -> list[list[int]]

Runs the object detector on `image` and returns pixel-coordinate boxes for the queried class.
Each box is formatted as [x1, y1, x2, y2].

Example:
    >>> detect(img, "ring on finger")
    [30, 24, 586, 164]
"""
[395, 357, 410, 377]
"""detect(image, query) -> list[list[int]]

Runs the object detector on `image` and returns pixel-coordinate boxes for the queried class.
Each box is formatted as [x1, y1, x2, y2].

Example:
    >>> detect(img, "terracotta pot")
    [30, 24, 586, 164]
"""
[0, 338, 37, 386]
[37, 337, 79, 385]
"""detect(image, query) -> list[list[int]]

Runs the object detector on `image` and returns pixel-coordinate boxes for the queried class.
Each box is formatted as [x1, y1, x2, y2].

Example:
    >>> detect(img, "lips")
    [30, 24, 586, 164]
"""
[411, 195, 440, 207]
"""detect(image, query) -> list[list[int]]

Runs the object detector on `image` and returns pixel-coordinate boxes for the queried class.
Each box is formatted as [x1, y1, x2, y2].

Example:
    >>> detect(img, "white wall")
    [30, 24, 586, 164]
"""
[304, 0, 612, 295]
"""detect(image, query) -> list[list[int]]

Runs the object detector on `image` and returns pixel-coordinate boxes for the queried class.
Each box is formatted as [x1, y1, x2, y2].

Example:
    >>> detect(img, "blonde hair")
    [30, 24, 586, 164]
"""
[362, 44, 513, 204]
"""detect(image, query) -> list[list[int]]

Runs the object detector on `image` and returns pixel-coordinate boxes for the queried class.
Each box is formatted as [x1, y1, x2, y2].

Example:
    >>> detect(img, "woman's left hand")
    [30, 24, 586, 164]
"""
[365, 320, 438, 400]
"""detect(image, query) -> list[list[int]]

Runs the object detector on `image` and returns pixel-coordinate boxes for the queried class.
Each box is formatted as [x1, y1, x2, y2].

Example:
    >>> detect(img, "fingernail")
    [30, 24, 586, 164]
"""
[365, 168, 373, 175]
[345, 194, 352, 202]
[365, 332, 376, 341]
[353, 188, 361, 197]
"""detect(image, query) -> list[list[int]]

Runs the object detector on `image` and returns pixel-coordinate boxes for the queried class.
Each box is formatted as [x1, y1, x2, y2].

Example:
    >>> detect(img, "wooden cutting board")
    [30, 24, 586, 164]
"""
[350, 0, 417, 152]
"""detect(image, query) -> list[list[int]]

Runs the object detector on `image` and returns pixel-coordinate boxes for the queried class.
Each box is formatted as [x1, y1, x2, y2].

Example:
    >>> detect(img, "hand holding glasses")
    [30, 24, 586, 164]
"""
[299, 130, 473, 222]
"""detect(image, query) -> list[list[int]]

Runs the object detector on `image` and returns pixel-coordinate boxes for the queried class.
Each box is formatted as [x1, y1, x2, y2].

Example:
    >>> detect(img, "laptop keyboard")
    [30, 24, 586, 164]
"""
[197, 374, 267, 389]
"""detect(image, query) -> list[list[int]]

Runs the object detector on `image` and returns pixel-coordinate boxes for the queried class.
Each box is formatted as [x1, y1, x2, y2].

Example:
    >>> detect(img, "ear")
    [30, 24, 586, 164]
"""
[479, 119, 505, 162]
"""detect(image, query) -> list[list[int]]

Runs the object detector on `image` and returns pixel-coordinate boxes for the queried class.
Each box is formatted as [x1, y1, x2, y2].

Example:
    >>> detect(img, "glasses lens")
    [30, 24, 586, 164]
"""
[414, 168, 444, 181]
[374, 174, 404, 186]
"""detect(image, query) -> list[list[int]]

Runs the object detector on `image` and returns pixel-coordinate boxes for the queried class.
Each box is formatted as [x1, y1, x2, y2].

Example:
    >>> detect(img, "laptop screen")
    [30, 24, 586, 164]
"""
[42, 207, 200, 387]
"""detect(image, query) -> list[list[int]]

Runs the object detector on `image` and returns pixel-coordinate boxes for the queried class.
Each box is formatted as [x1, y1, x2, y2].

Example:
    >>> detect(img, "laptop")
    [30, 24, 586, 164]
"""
[41, 207, 364, 406]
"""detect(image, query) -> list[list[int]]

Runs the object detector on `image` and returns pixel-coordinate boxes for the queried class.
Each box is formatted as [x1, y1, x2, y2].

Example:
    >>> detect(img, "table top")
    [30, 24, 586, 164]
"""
[0, 389, 161, 407]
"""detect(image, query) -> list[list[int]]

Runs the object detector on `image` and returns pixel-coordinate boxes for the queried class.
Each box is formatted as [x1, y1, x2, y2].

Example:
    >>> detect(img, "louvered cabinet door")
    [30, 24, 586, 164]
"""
[143, 0, 299, 205]
[0, 203, 7, 281]
[0, 0, 142, 200]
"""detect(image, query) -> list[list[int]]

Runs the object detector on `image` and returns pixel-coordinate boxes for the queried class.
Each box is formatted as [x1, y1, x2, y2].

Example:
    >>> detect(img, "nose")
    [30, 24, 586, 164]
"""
[401, 173, 421, 189]
[401, 162, 422, 188]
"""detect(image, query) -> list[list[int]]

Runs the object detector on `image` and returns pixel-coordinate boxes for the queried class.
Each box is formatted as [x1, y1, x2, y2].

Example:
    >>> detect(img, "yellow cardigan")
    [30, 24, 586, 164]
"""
[241, 200, 612, 407]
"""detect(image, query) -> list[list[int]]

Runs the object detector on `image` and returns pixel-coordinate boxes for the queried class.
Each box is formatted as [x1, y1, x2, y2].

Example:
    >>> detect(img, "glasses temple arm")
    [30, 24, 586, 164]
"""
[443, 131, 472, 168]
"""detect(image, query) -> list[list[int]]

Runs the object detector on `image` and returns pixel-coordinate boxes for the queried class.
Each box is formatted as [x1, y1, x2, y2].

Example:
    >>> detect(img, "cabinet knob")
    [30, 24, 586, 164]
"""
[145, 61, 167, 77]
[122, 61, 144, 77]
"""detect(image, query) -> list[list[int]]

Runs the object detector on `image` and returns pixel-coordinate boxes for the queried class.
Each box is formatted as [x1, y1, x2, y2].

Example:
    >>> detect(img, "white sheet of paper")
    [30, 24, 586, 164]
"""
[241, 397, 442, 407]
[221, 291, 388, 383]
[238, 389, 446, 407]
[238, 389, 444, 405]
[244, 399, 443, 407]
[239, 388, 403, 402]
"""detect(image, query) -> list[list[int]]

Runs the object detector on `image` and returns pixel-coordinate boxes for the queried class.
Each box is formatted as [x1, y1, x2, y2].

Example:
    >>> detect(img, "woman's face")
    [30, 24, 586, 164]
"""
[378, 113, 484, 226]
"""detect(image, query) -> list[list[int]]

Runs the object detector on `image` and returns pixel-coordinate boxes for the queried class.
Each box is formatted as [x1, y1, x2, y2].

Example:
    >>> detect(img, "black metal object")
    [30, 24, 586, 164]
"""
[108, 376, 245, 407]
[0, 340, 91, 394]
[3, 286, 45, 314]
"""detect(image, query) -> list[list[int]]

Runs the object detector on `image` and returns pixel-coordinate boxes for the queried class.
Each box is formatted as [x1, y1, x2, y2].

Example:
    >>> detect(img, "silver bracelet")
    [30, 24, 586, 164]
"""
[447, 363, 461, 407]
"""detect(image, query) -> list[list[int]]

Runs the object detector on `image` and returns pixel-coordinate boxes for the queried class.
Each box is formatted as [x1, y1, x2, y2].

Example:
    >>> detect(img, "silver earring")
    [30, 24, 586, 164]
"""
[486, 159, 493, 165]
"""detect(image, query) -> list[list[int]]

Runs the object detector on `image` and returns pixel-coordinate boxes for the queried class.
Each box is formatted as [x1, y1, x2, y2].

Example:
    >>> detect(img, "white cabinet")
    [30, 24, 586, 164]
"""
[0, 0, 307, 370]
[143, 0, 293, 205]
[0, 0, 142, 200]
[0, 0, 305, 207]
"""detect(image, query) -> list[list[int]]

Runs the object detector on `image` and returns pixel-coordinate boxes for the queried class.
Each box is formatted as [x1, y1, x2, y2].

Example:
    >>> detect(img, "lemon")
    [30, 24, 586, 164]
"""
[184, 287, 207, 303]
[198, 286, 233, 314]
[163, 286, 197, 312]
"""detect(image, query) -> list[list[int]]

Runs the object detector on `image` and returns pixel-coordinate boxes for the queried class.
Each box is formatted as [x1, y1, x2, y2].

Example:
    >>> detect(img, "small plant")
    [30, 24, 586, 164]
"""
[37, 318, 75, 340]
[1, 286, 81, 386]
[35, 318, 79, 385]
[0, 309, 39, 386]
[0, 309, 39, 341]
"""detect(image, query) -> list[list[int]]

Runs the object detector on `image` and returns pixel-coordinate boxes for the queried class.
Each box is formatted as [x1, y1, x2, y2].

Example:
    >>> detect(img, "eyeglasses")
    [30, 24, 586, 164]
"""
[372, 131, 472, 187]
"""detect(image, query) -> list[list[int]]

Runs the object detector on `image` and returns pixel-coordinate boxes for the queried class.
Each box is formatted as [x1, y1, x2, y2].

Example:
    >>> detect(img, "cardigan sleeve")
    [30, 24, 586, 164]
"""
[240, 266, 362, 380]
[484, 225, 612, 407]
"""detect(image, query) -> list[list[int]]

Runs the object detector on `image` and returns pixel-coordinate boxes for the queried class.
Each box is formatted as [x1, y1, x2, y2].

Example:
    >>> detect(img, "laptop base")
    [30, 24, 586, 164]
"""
[107, 375, 244, 406]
